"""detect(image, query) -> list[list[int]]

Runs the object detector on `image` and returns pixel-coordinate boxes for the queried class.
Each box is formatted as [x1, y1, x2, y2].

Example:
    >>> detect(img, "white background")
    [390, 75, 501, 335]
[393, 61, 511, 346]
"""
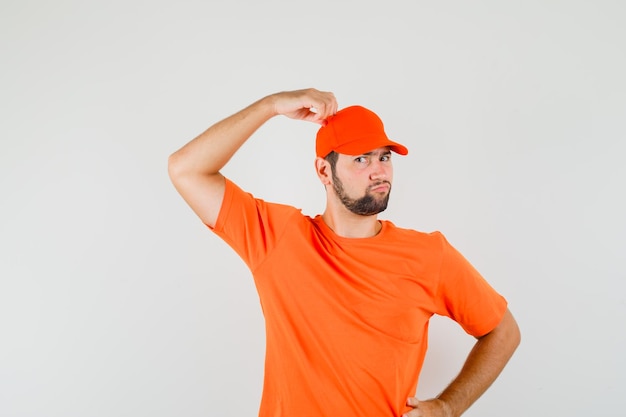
[1, 1, 625, 416]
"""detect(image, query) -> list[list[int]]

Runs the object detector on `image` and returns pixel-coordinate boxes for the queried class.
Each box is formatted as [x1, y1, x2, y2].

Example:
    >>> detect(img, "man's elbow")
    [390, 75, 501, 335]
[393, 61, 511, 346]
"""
[511, 321, 521, 350]
[498, 309, 521, 354]
[168, 151, 185, 184]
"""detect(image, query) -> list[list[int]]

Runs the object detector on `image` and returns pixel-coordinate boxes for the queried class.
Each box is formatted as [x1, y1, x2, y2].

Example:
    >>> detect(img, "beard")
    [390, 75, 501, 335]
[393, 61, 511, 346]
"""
[331, 171, 391, 216]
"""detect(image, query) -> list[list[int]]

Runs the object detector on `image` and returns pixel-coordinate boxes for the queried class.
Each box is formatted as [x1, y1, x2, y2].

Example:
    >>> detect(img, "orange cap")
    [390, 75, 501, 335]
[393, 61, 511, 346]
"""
[315, 105, 408, 158]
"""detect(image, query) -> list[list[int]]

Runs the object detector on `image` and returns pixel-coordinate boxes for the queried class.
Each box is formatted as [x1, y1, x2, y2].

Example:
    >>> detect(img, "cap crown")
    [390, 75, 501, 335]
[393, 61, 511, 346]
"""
[315, 105, 408, 158]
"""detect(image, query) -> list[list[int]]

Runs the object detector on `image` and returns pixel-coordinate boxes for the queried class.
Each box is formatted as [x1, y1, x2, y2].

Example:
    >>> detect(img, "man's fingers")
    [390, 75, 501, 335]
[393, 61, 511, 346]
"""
[402, 397, 421, 417]
[305, 100, 334, 125]
[406, 397, 419, 407]
[273, 88, 337, 125]
[305, 89, 336, 119]
[312, 95, 338, 124]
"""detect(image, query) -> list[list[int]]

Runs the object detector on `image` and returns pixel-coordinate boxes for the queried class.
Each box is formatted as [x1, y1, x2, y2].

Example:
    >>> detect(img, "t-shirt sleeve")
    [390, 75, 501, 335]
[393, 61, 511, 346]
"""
[433, 232, 508, 337]
[209, 178, 299, 271]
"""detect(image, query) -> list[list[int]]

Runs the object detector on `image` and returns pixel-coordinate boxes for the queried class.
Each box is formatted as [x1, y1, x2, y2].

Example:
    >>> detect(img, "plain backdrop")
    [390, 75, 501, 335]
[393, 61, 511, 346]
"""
[1, 1, 625, 416]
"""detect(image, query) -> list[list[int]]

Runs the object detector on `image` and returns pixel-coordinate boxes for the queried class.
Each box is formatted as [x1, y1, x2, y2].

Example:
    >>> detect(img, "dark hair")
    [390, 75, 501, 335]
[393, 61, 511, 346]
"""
[324, 151, 338, 172]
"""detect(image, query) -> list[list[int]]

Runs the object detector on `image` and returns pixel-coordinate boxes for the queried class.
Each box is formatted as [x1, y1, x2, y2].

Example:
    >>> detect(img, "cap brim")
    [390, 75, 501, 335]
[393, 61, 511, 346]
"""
[333, 138, 409, 156]
[388, 141, 409, 155]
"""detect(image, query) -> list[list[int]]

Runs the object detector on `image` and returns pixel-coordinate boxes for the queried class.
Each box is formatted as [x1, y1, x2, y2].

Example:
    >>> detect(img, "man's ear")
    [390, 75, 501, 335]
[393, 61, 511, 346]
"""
[314, 157, 332, 185]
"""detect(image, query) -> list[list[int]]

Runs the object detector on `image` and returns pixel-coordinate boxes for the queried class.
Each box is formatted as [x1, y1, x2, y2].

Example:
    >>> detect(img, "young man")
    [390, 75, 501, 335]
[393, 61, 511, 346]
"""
[168, 88, 520, 417]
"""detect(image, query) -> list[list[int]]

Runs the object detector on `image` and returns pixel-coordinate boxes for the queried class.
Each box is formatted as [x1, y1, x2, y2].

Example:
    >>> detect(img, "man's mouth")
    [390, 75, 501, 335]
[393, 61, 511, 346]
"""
[369, 182, 391, 193]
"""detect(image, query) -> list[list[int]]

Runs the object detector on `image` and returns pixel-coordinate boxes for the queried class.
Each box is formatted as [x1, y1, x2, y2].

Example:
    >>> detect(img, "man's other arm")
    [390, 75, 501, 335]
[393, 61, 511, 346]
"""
[404, 308, 521, 417]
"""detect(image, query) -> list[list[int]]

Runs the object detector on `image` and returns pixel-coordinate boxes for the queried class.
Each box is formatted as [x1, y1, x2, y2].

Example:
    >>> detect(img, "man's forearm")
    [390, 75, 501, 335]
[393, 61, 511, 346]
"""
[436, 309, 521, 417]
[168, 95, 276, 179]
[405, 309, 520, 417]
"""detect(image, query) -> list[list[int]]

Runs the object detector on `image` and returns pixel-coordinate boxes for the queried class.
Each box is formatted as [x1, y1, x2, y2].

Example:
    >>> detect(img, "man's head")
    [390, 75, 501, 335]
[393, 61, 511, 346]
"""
[315, 106, 408, 216]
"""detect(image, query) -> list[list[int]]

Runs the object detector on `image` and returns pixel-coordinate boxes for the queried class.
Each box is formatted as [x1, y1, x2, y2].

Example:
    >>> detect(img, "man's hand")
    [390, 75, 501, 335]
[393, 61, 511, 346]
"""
[269, 88, 338, 125]
[402, 397, 452, 417]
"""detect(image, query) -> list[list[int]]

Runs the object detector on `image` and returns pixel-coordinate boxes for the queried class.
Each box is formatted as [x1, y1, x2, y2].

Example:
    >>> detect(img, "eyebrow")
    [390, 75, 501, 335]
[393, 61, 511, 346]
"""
[362, 149, 392, 157]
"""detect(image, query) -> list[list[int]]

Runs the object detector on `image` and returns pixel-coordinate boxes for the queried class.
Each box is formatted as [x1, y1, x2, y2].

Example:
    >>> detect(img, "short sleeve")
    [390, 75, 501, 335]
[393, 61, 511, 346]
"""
[210, 179, 300, 271]
[434, 233, 507, 337]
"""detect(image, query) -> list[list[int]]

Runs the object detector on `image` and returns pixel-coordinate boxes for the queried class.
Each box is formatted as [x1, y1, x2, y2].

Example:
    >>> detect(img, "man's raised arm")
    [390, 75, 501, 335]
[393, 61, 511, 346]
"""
[167, 88, 337, 227]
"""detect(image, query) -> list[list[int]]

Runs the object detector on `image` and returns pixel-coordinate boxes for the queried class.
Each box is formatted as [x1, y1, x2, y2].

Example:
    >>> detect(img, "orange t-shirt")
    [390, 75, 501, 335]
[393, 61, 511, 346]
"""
[211, 179, 507, 417]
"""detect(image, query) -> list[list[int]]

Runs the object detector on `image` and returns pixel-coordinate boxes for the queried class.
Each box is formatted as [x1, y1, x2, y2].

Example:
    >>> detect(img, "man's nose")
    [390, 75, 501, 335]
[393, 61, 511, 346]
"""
[369, 160, 388, 180]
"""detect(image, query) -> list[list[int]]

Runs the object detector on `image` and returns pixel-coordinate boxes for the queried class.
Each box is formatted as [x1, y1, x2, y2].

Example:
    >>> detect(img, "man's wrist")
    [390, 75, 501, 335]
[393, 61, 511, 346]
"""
[436, 394, 460, 417]
[259, 93, 281, 118]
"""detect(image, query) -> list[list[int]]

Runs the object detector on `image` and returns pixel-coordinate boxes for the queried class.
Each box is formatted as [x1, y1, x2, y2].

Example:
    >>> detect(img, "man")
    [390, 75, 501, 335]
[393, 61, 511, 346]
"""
[168, 88, 520, 417]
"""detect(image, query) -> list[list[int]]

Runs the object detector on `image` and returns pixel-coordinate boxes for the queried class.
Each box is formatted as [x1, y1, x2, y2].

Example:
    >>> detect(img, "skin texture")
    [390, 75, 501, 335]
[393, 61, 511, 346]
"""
[168, 88, 521, 417]
[330, 149, 392, 216]
[315, 148, 393, 238]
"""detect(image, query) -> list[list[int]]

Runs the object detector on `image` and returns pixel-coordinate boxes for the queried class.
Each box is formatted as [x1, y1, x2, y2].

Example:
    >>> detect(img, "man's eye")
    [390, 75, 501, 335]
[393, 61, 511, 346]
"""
[355, 157, 367, 163]
[381, 155, 391, 162]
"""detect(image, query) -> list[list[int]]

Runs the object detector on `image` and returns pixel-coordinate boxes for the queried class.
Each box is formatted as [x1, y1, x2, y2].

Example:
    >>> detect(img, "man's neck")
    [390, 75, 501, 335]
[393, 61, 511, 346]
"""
[321, 209, 382, 238]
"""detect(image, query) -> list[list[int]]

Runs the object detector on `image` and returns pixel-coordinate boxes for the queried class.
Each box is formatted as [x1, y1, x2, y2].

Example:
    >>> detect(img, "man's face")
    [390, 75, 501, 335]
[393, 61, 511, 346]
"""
[330, 147, 393, 216]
